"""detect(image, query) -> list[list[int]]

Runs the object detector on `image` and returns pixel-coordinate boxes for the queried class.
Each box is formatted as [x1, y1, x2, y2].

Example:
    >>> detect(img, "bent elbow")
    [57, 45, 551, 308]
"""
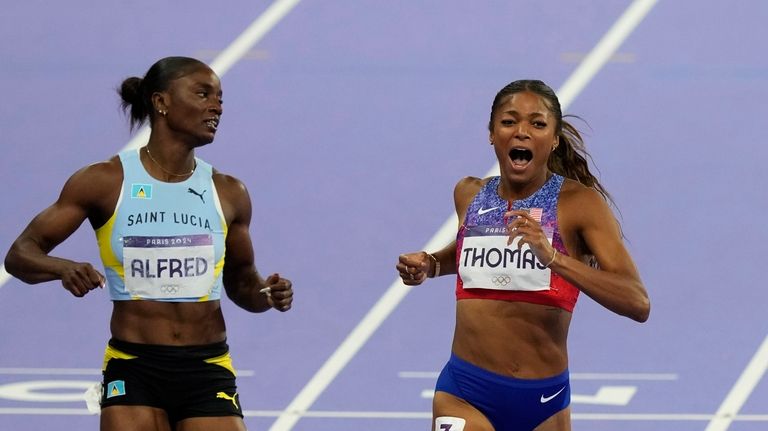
[4, 252, 21, 279]
[630, 296, 651, 323]
[4, 249, 41, 285]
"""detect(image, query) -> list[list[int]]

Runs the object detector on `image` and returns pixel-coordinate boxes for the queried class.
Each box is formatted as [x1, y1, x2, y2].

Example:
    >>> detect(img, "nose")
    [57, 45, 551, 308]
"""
[209, 100, 223, 116]
[514, 123, 530, 140]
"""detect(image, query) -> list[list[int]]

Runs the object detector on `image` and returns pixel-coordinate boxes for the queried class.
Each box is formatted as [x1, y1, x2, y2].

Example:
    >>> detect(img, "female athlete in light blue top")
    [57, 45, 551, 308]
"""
[97, 147, 228, 302]
[397, 80, 650, 431]
[5, 56, 293, 431]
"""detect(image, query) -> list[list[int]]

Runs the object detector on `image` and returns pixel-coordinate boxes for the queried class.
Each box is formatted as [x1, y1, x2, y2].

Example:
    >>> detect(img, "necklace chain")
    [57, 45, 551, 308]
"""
[145, 146, 196, 177]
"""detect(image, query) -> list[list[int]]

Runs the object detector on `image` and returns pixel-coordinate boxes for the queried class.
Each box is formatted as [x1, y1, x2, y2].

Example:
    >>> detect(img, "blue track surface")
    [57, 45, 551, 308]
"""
[1, 1, 766, 430]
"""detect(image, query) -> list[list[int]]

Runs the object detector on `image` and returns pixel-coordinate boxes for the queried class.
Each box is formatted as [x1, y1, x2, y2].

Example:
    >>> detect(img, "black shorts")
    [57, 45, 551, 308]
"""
[100, 338, 243, 423]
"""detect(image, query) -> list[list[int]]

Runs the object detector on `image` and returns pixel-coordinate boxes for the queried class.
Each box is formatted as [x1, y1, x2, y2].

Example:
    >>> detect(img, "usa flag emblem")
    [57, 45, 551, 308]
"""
[528, 208, 543, 222]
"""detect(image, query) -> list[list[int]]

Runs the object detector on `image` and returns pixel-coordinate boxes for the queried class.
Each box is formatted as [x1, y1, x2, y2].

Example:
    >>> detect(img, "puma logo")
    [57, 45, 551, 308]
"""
[187, 188, 206, 203]
[216, 391, 239, 409]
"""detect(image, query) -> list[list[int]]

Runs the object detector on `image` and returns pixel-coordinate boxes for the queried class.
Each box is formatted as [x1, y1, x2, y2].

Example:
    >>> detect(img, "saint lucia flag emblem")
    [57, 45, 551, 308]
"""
[106, 380, 126, 398]
[131, 183, 153, 199]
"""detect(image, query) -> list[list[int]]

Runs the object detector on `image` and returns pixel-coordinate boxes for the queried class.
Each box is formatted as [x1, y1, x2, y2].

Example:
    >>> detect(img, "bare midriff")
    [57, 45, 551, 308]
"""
[110, 300, 227, 346]
[452, 299, 571, 379]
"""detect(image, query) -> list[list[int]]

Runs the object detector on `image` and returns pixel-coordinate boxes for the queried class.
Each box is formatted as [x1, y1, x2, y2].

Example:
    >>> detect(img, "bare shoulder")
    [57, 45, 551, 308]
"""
[64, 156, 122, 202]
[211, 169, 249, 199]
[71, 156, 121, 183]
[559, 178, 617, 231]
[454, 176, 491, 222]
[453, 176, 487, 201]
[211, 169, 251, 223]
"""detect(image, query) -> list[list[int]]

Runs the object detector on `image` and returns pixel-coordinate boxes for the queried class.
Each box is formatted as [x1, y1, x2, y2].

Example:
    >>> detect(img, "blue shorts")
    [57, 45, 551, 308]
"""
[435, 353, 570, 431]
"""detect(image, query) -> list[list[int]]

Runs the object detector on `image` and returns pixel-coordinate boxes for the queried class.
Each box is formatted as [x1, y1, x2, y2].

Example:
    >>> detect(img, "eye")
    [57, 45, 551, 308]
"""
[197, 91, 208, 98]
[500, 119, 516, 126]
[533, 121, 547, 128]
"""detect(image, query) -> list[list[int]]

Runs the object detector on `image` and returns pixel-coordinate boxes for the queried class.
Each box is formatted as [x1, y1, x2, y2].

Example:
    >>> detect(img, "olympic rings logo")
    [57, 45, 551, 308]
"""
[491, 275, 511, 286]
[160, 285, 181, 294]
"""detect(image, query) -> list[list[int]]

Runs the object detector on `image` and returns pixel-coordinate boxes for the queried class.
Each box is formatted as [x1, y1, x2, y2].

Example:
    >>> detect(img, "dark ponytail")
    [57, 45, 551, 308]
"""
[118, 77, 147, 131]
[548, 117, 612, 203]
[117, 56, 209, 131]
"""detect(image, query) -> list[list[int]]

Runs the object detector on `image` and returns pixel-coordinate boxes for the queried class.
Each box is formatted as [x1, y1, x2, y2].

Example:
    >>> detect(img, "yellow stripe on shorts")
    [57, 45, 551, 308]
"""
[102, 345, 138, 371]
[204, 352, 237, 376]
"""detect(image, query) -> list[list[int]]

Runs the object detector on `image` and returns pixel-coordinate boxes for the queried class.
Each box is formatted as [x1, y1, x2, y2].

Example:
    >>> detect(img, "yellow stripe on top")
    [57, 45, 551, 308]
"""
[95, 190, 124, 282]
[198, 185, 229, 302]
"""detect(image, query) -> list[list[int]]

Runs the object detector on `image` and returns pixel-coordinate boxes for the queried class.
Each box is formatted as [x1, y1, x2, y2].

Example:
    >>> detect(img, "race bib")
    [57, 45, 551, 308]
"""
[123, 234, 214, 299]
[459, 225, 552, 291]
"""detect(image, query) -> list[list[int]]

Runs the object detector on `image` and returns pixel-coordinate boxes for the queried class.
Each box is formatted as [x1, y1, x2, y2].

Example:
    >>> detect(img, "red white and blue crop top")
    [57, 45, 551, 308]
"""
[455, 174, 579, 312]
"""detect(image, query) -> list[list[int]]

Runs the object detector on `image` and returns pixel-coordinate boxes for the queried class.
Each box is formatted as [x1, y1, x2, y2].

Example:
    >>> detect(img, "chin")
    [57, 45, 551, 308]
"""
[192, 138, 214, 148]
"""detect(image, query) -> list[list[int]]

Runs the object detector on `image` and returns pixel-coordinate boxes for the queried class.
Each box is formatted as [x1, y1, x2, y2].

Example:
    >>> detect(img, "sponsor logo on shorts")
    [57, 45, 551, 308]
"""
[540, 385, 566, 403]
[106, 380, 126, 398]
[216, 391, 239, 409]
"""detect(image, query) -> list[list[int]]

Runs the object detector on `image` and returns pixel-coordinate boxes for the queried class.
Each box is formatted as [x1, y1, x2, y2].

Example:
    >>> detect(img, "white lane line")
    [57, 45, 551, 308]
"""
[574, 413, 768, 422]
[124, 0, 302, 152]
[397, 371, 677, 380]
[268, 1, 659, 430]
[0, 408, 93, 415]
[0, 266, 9, 291]
[556, 0, 658, 110]
[2, 408, 768, 423]
[0, 368, 255, 377]
[705, 334, 768, 431]
[570, 372, 678, 381]
[0, 0, 303, 293]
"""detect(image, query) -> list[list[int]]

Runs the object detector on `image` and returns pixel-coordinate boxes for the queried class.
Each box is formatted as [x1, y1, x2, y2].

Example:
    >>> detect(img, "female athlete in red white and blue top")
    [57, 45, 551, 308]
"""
[456, 174, 579, 311]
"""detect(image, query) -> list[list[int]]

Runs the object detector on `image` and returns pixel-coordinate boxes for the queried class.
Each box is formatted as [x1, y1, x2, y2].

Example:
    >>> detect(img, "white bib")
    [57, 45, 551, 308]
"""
[459, 225, 552, 292]
[122, 234, 215, 299]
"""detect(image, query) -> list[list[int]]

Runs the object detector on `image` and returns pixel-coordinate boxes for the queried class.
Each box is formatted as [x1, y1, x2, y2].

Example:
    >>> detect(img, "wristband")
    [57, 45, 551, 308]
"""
[428, 253, 440, 278]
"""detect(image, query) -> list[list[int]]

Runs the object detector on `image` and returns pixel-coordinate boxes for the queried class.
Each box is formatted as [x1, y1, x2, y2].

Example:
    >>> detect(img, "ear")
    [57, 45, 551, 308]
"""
[151, 92, 169, 115]
[489, 132, 494, 146]
[552, 135, 560, 151]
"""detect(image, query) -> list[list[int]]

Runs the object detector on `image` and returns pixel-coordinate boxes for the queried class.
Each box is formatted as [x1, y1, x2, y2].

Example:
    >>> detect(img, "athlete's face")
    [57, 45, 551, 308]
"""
[489, 91, 558, 187]
[159, 67, 223, 146]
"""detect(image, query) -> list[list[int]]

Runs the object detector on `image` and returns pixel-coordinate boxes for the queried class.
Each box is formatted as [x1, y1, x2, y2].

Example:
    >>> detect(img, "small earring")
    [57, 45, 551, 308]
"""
[159, 110, 167, 117]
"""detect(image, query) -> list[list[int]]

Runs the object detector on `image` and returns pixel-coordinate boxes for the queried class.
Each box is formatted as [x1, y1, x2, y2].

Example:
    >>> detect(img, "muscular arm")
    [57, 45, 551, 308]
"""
[4, 162, 118, 295]
[398, 176, 484, 282]
[217, 174, 292, 313]
[553, 185, 650, 322]
[430, 176, 485, 276]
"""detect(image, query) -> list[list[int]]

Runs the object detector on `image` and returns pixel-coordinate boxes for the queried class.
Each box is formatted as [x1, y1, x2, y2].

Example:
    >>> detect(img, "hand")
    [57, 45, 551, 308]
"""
[261, 273, 293, 312]
[397, 252, 431, 286]
[60, 262, 105, 297]
[504, 210, 556, 265]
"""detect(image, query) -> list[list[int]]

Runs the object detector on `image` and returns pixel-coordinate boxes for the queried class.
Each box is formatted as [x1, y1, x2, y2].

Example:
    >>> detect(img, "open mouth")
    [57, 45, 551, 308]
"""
[509, 148, 533, 167]
[205, 119, 219, 131]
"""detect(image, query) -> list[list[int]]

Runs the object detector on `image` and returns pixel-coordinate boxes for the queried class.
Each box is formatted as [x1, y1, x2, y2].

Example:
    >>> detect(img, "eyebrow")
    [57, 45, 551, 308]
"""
[194, 83, 223, 96]
[502, 110, 547, 118]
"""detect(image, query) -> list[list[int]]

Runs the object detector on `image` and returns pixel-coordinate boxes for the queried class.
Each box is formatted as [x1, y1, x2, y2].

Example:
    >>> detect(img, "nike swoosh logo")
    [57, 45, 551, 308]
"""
[477, 206, 500, 215]
[540, 386, 566, 403]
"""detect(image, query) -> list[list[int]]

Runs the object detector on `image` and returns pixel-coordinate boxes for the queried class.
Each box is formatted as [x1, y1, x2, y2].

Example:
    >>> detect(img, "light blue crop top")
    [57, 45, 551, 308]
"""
[95, 148, 227, 301]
